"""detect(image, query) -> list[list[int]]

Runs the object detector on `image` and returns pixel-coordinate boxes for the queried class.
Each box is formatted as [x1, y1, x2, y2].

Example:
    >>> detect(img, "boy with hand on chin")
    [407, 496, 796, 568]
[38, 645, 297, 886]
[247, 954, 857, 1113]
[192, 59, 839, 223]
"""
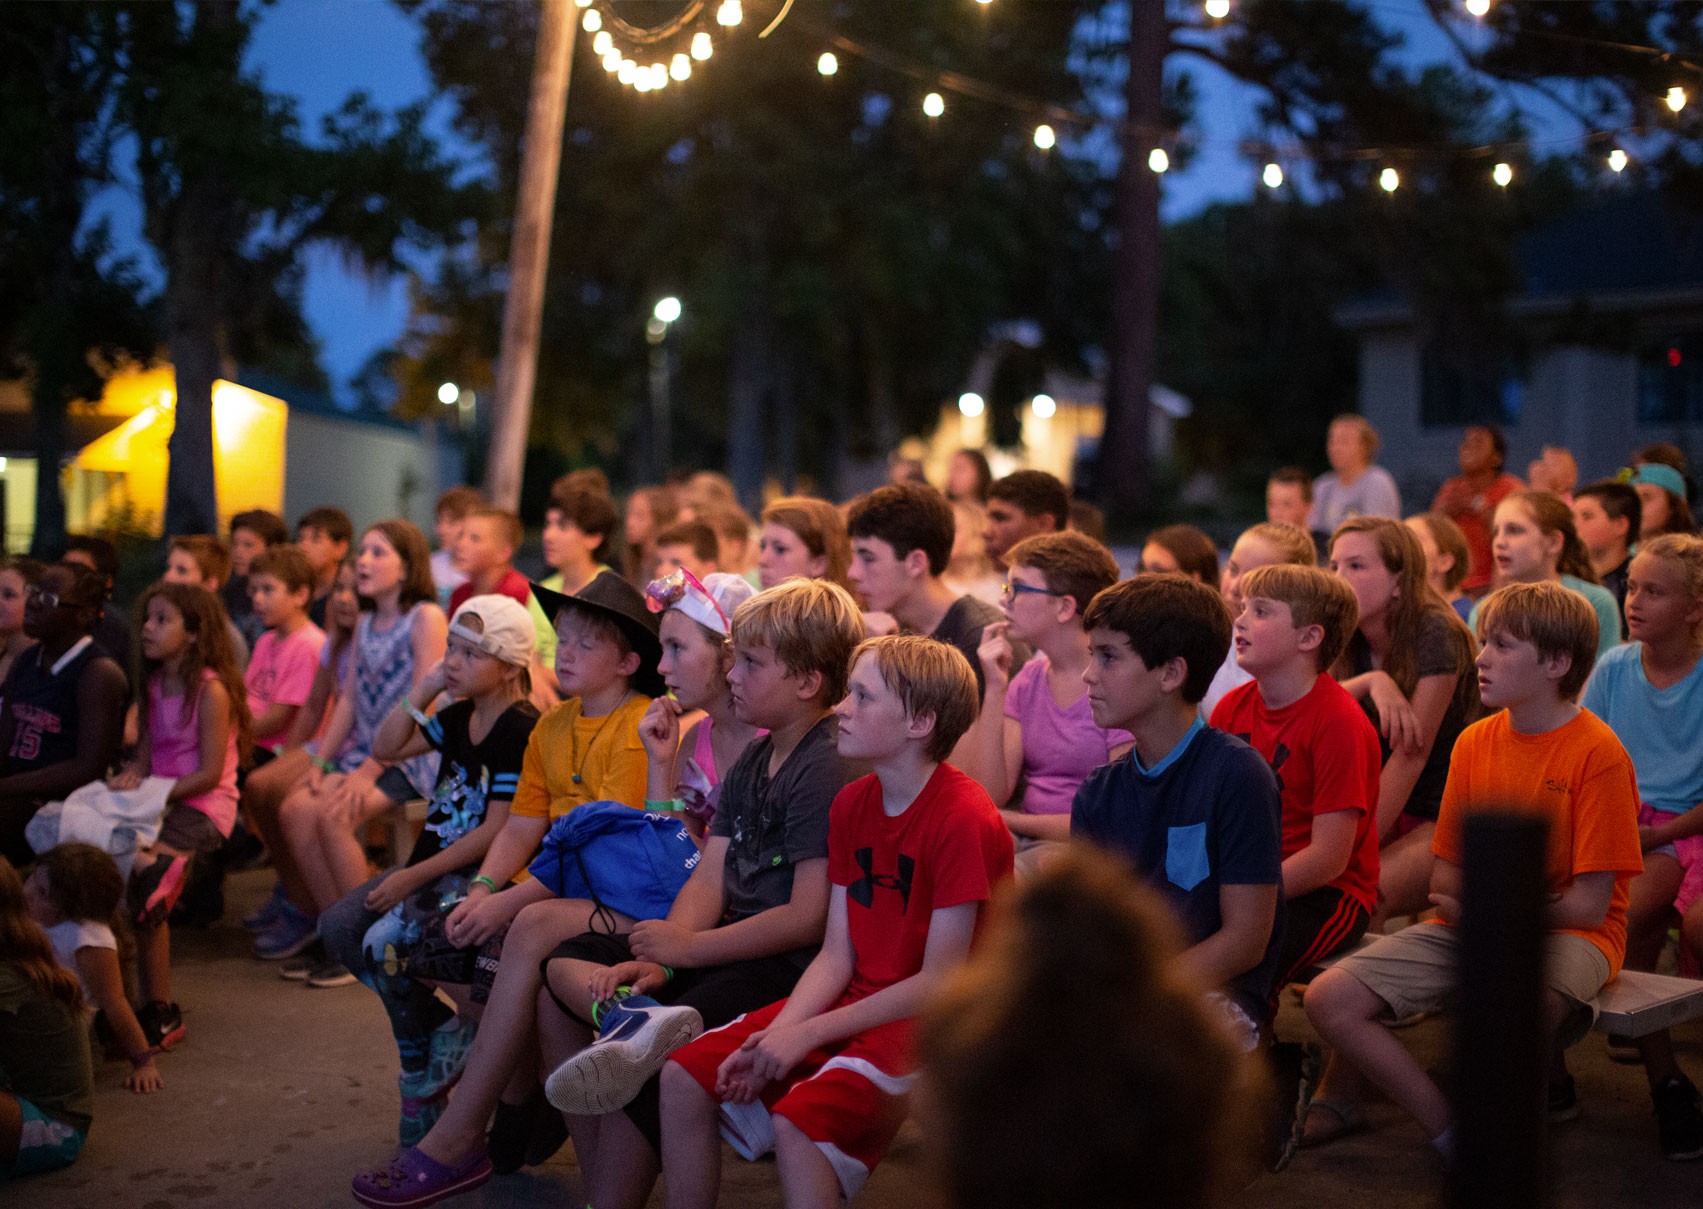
[1306, 581, 1643, 1154]
[1211, 564, 1382, 990]
[659, 636, 1013, 1208]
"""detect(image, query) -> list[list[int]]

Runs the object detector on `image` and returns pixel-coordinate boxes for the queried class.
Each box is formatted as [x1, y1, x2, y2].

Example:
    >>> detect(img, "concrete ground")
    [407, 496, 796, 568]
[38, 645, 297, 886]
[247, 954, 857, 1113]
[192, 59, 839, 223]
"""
[24, 869, 1703, 1208]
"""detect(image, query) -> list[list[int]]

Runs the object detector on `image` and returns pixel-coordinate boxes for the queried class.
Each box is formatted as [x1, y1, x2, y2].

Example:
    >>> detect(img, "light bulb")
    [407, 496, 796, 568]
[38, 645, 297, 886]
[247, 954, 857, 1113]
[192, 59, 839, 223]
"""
[634, 71, 653, 92]
[1148, 147, 1169, 173]
[1608, 148, 1628, 173]
[671, 53, 691, 81]
[603, 49, 621, 72]
[716, 0, 742, 27]
[1033, 123, 1056, 150]
[1379, 167, 1399, 192]
[618, 59, 636, 85]
[592, 30, 612, 55]
[818, 52, 838, 76]
[437, 382, 459, 405]
[923, 92, 945, 118]
[1668, 86, 1687, 113]
[1205, 0, 1231, 18]
[1263, 161, 1283, 188]
[958, 393, 985, 418]
[1492, 161, 1512, 187]
[582, 8, 601, 32]
[691, 32, 713, 60]
[649, 63, 668, 89]
[1465, 0, 1490, 16]
[1031, 394, 1056, 419]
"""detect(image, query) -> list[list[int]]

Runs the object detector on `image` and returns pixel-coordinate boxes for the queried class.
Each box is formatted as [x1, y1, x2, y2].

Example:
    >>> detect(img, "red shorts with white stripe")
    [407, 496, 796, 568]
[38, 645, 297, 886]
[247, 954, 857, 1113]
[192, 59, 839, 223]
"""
[668, 997, 914, 1199]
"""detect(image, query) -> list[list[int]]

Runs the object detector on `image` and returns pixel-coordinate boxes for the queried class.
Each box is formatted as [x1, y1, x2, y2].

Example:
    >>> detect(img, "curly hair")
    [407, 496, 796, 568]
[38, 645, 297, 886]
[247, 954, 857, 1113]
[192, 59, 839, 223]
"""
[136, 581, 255, 767]
[0, 857, 82, 1013]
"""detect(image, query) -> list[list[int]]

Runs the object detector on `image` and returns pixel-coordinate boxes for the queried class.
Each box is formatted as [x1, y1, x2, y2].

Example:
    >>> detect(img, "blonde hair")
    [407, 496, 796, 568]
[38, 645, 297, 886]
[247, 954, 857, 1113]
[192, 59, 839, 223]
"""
[1331, 412, 1380, 458]
[1476, 581, 1599, 701]
[761, 496, 852, 590]
[1238, 564, 1360, 672]
[851, 635, 979, 762]
[1241, 522, 1316, 568]
[730, 578, 865, 705]
[1634, 534, 1703, 641]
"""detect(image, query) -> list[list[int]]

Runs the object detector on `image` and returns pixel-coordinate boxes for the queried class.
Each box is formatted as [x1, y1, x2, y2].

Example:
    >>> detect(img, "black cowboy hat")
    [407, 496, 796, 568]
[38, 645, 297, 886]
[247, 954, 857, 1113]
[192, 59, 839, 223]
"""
[531, 571, 665, 699]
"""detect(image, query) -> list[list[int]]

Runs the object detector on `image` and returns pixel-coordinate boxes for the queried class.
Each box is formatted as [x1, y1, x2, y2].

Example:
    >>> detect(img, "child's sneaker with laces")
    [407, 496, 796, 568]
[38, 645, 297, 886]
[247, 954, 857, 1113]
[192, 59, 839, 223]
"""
[1653, 1075, 1703, 1161]
[129, 854, 190, 926]
[543, 996, 704, 1115]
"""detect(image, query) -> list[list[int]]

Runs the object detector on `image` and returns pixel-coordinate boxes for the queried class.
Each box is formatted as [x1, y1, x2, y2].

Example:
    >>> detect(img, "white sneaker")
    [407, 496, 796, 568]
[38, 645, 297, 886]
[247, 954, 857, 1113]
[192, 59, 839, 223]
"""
[543, 1000, 703, 1115]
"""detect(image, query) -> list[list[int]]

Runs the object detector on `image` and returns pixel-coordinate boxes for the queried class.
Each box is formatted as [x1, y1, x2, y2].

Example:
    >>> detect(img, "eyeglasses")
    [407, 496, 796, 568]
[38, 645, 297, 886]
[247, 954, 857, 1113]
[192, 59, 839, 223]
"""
[25, 585, 62, 609]
[645, 566, 731, 632]
[1000, 579, 1057, 602]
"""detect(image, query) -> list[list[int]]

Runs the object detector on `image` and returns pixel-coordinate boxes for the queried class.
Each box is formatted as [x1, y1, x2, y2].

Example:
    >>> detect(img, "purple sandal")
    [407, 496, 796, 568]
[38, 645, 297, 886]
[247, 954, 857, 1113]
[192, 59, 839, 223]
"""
[350, 1145, 493, 1208]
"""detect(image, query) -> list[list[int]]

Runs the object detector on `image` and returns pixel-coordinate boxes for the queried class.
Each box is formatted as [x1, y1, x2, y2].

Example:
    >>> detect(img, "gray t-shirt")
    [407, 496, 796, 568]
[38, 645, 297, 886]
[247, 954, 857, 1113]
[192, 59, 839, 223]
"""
[931, 594, 1030, 699]
[710, 715, 859, 965]
[1308, 465, 1402, 532]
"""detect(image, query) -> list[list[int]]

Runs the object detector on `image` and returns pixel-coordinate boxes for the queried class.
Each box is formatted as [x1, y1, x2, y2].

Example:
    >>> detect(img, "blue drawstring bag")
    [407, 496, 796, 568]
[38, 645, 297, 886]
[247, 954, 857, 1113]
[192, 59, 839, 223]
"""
[528, 801, 700, 926]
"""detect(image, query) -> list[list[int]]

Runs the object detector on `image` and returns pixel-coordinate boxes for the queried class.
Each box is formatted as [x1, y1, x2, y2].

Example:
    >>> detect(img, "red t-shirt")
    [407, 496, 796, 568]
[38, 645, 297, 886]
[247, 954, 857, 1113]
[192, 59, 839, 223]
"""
[828, 762, 1014, 1003]
[448, 567, 532, 616]
[1211, 675, 1381, 914]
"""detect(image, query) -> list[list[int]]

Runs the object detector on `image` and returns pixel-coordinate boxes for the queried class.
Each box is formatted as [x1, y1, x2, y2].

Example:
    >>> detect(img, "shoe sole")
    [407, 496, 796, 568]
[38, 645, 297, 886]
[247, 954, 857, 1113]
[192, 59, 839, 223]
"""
[308, 973, 357, 988]
[350, 1159, 493, 1209]
[544, 1010, 703, 1115]
[1666, 1141, 1703, 1161]
[1547, 1102, 1581, 1124]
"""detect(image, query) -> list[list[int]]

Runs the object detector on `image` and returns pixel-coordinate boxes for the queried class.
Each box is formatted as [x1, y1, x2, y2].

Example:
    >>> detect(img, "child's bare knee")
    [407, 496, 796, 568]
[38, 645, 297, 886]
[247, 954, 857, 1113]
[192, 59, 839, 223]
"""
[660, 1060, 706, 1118]
[1303, 970, 1367, 1029]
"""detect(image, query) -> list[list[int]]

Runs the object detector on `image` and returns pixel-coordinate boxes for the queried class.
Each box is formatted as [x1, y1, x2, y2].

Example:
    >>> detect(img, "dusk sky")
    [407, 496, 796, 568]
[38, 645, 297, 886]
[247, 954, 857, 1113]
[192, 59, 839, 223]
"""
[89, 0, 1541, 406]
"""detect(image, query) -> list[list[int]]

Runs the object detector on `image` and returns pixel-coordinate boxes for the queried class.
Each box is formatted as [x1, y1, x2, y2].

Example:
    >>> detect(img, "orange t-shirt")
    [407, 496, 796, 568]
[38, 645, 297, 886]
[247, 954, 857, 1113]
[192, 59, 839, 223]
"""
[1431, 709, 1643, 974]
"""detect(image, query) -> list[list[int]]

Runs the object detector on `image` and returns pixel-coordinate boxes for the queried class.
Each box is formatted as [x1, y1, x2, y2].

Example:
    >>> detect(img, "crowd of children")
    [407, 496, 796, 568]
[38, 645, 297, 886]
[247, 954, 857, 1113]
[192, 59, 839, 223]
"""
[3, 429, 1703, 1202]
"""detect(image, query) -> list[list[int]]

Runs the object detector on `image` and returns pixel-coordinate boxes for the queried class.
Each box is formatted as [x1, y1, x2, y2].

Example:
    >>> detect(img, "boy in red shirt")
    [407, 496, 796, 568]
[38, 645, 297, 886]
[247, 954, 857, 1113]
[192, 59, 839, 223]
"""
[1211, 564, 1381, 990]
[1306, 581, 1643, 1154]
[659, 635, 1013, 1206]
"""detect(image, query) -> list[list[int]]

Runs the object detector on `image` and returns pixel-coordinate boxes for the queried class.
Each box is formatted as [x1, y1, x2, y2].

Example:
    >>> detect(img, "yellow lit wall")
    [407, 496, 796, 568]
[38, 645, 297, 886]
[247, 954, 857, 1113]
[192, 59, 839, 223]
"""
[69, 370, 287, 536]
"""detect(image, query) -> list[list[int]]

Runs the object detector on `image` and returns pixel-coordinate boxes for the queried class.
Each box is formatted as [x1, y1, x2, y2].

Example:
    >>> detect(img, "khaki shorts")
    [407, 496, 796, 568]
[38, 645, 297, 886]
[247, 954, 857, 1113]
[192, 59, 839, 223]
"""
[1334, 923, 1610, 1046]
[1012, 836, 1064, 880]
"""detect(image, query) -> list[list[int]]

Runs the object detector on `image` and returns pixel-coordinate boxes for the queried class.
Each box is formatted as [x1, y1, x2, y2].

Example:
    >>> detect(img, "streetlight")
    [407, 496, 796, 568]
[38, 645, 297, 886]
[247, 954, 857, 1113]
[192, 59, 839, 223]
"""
[648, 298, 683, 481]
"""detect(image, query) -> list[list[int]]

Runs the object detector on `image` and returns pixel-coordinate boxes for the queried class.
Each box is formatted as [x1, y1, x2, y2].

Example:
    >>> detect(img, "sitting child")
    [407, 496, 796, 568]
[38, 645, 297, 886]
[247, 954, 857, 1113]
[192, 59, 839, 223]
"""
[657, 635, 1013, 1207]
[164, 534, 251, 668]
[1199, 522, 1316, 722]
[0, 856, 93, 1180]
[957, 531, 1130, 876]
[1305, 582, 1643, 1155]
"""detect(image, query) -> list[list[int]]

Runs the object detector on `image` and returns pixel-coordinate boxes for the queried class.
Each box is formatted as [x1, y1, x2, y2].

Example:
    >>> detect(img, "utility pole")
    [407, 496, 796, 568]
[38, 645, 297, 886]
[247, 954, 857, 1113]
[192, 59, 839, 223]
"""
[485, 0, 576, 510]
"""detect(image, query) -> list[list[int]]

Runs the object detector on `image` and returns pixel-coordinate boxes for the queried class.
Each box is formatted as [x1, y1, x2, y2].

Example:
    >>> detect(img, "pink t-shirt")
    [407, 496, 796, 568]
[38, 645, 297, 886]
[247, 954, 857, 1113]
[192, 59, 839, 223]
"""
[245, 622, 326, 749]
[1003, 653, 1134, 816]
[149, 669, 240, 837]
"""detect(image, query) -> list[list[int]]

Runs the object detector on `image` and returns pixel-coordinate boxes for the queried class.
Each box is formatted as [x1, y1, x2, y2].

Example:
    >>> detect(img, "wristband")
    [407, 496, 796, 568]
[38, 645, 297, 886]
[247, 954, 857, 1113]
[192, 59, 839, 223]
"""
[646, 798, 685, 813]
[402, 696, 433, 729]
[130, 1047, 159, 1069]
[661, 965, 676, 983]
[470, 875, 499, 894]
[313, 756, 336, 773]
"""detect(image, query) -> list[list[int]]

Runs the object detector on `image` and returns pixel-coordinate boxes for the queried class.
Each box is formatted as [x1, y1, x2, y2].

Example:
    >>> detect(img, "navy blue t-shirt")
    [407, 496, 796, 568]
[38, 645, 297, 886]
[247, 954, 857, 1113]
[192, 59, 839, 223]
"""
[1072, 721, 1285, 1011]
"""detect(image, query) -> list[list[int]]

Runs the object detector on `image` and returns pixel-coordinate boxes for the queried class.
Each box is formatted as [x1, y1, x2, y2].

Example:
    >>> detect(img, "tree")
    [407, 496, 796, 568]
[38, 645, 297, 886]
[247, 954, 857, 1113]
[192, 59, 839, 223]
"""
[0, 7, 153, 556]
[397, 0, 1107, 508]
[112, 0, 477, 535]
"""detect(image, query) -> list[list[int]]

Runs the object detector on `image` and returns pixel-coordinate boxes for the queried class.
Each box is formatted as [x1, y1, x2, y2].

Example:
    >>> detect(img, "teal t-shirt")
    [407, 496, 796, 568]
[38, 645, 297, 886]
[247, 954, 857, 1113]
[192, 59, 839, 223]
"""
[1582, 643, 1703, 816]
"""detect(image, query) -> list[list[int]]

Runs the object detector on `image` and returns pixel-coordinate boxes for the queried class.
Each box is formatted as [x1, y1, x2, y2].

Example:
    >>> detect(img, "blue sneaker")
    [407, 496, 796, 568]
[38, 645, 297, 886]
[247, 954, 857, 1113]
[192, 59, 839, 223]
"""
[543, 998, 703, 1115]
[252, 904, 319, 960]
[242, 882, 288, 932]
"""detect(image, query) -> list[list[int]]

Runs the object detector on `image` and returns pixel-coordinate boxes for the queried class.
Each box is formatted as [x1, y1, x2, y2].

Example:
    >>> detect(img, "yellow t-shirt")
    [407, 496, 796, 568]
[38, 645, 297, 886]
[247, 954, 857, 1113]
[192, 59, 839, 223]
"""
[510, 692, 653, 820]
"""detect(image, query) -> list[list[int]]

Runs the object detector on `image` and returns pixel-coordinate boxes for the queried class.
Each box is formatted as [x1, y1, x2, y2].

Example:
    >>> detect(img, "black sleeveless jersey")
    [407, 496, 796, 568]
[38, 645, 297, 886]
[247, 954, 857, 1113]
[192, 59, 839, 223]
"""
[0, 639, 120, 774]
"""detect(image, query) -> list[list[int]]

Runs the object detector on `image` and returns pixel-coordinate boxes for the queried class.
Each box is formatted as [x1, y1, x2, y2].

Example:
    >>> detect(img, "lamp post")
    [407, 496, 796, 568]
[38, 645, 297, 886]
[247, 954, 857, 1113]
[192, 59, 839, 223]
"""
[647, 297, 681, 482]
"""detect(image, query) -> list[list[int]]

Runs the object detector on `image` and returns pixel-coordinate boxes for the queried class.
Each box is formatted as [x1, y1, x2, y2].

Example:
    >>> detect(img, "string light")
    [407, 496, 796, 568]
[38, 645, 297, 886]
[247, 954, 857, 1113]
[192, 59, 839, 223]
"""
[716, 0, 742, 27]
[574, 0, 591, 7]
[671, 53, 692, 81]
[651, 63, 670, 89]
[1033, 123, 1056, 150]
[618, 59, 637, 85]
[1262, 161, 1283, 188]
[592, 30, 612, 56]
[603, 48, 621, 72]
[1148, 148, 1169, 172]
[818, 52, 839, 76]
[691, 32, 713, 61]
[1379, 166, 1400, 192]
[1204, 0, 1231, 19]
[1492, 161, 1513, 187]
[1464, 0, 1490, 16]
[1608, 147, 1629, 172]
[924, 91, 945, 118]
[634, 70, 653, 92]
[958, 393, 985, 417]
[1031, 394, 1056, 419]
[582, 8, 601, 33]
[1668, 86, 1688, 113]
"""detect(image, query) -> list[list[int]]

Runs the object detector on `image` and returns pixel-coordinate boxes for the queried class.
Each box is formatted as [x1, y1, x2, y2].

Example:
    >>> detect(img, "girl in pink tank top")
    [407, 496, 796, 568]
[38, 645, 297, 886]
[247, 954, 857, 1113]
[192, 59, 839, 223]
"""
[106, 582, 253, 1043]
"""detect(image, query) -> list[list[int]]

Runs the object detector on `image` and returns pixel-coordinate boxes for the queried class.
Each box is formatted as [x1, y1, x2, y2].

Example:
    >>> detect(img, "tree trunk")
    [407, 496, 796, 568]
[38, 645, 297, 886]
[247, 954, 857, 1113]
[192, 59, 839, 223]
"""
[27, 339, 70, 558]
[1100, 0, 1165, 520]
[162, 176, 226, 537]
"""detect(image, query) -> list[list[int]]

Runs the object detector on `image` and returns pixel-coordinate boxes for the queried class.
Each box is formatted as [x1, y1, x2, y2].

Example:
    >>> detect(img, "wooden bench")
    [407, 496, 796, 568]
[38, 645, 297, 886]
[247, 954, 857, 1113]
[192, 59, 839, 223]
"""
[1304, 930, 1703, 1039]
[384, 797, 431, 868]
